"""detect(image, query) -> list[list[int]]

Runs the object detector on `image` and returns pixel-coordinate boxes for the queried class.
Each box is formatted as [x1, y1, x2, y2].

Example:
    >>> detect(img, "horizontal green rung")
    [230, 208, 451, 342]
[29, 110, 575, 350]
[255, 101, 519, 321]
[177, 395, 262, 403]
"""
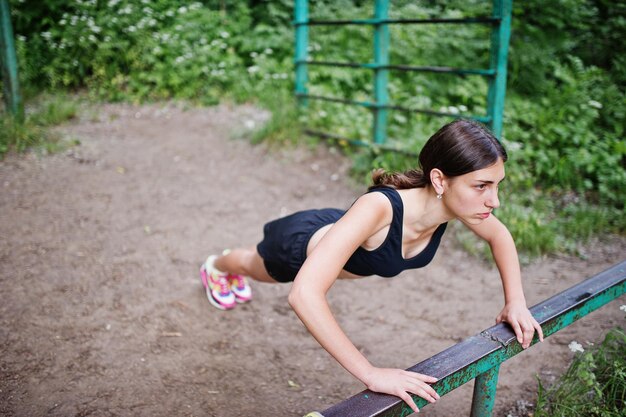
[298, 60, 496, 76]
[296, 93, 491, 122]
[294, 17, 500, 26]
[304, 129, 419, 156]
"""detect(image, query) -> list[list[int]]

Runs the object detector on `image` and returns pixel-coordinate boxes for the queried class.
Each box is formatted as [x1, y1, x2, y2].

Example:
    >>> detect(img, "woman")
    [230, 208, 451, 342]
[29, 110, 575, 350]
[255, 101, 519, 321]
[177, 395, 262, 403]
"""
[200, 119, 543, 413]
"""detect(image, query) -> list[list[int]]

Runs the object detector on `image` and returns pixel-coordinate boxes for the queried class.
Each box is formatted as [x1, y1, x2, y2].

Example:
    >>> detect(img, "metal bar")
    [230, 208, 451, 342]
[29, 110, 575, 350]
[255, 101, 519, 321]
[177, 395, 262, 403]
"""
[0, 0, 23, 121]
[294, 0, 309, 107]
[486, 0, 512, 138]
[304, 129, 419, 157]
[301, 60, 496, 76]
[298, 17, 499, 26]
[314, 259, 626, 417]
[296, 93, 490, 123]
[470, 365, 500, 417]
[372, 0, 390, 144]
[385, 64, 495, 77]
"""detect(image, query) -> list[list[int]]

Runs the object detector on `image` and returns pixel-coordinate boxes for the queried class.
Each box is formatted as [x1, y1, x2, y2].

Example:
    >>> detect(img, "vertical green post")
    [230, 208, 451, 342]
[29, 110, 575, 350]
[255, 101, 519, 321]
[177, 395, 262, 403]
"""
[486, 0, 512, 139]
[294, 0, 309, 107]
[372, 0, 389, 144]
[0, 0, 23, 121]
[470, 364, 501, 417]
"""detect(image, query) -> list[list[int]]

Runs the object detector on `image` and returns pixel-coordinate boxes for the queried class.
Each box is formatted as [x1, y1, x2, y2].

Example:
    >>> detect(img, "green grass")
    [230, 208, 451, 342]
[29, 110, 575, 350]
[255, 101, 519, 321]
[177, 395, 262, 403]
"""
[0, 93, 79, 157]
[534, 327, 626, 417]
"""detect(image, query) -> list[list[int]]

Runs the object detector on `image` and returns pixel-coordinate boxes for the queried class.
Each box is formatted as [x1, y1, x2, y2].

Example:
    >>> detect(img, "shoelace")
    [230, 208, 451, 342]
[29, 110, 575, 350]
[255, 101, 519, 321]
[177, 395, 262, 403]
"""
[213, 273, 231, 295]
[228, 274, 245, 290]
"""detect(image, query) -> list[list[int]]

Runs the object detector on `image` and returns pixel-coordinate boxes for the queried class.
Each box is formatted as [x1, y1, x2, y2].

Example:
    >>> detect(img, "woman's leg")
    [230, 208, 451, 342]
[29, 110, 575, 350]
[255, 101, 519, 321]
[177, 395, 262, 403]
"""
[214, 247, 277, 283]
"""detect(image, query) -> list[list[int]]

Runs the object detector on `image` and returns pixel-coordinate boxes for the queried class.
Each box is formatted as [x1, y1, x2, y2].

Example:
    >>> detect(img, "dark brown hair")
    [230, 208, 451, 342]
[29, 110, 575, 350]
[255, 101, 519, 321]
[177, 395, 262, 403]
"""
[370, 119, 507, 189]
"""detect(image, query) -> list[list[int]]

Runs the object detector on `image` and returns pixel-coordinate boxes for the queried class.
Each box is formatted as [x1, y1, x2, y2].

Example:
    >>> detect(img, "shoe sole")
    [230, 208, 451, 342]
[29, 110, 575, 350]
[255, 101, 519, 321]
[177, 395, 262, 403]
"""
[235, 295, 252, 304]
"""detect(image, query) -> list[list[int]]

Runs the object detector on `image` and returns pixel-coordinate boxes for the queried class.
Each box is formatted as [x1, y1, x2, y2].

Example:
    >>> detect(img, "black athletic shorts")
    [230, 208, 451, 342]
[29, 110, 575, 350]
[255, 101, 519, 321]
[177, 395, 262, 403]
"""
[256, 208, 344, 282]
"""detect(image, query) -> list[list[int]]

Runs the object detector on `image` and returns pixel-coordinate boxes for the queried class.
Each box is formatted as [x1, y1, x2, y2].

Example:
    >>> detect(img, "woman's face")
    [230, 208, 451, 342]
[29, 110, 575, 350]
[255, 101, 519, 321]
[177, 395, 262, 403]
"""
[442, 159, 505, 225]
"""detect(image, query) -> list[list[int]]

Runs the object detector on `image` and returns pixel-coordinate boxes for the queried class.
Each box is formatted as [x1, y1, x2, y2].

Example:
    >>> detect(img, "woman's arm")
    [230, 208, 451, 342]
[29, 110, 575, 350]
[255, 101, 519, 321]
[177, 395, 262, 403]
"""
[289, 193, 440, 413]
[463, 215, 544, 349]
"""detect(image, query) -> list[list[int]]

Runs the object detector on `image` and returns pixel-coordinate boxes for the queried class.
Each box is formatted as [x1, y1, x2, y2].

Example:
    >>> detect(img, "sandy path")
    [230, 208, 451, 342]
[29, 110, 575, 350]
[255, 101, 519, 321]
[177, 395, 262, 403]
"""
[1, 102, 624, 417]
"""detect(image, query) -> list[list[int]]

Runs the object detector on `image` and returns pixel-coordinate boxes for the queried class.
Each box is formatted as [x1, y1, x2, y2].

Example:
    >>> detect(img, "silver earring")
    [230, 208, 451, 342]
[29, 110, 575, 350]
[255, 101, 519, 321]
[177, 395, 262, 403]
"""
[437, 193, 443, 200]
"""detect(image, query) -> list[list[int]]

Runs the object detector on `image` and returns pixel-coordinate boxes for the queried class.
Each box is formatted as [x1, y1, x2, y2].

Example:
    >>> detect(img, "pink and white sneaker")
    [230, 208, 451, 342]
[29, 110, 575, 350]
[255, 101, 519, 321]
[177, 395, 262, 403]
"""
[228, 274, 252, 303]
[200, 255, 236, 310]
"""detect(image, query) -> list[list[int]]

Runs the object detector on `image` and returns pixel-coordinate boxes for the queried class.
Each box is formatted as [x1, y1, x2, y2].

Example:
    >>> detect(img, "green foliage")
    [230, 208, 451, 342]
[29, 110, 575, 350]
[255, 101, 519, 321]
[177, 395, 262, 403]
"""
[5, 0, 625, 254]
[0, 93, 78, 157]
[534, 328, 626, 417]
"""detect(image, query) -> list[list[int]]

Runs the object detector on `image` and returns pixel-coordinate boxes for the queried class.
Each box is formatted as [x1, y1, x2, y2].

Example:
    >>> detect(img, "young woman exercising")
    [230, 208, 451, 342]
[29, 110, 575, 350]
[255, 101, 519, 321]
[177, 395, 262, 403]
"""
[200, 119, 543, 413]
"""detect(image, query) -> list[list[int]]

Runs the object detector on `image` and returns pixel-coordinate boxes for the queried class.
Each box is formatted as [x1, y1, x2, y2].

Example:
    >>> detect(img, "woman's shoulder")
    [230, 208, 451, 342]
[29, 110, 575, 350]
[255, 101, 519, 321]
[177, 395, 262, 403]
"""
[348, 189, 394, 225]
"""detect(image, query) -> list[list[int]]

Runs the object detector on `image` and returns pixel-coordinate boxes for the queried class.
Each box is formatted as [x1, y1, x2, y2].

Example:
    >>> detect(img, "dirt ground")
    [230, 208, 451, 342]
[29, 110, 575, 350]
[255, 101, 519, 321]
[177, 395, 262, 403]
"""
[0, 102, 624, 417]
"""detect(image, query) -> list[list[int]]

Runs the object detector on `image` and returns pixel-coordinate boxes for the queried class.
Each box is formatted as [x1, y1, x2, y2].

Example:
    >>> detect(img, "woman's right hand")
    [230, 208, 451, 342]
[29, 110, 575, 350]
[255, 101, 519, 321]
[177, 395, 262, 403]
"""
[363, 367, 440, 414]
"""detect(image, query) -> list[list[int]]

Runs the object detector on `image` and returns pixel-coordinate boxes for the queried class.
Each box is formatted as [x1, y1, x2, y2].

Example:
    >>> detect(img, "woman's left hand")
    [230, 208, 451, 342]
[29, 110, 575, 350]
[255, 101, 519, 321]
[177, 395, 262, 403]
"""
[496, 302, 544, 349]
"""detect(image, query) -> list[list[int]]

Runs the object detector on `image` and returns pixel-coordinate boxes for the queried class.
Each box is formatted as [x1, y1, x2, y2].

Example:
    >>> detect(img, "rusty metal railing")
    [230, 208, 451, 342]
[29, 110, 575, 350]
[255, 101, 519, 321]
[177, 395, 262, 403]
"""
[305, 259, 626, 417]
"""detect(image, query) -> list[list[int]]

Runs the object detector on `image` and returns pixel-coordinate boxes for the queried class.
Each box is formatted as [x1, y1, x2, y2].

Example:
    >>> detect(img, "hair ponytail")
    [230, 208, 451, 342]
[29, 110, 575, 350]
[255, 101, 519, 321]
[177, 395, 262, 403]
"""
[368, 119, 507, 191]
[369, 168, 428, 190]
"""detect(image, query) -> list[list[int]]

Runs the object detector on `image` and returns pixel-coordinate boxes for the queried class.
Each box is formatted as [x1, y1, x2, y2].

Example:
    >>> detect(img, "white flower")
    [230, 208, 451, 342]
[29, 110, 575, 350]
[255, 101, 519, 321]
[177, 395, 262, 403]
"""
[247, 65, 259, 74]
[220, 31, 230, 38]
[264, 48, 273, 55]
[588, 100, 602, 109]
[41, 31, 52, 40]
[459, 104, 468, 112]
[178, 6, 188, 14]
[620, 304, 626, 312]
[175, 56, 185, 64]
[568, 341, 584, 353]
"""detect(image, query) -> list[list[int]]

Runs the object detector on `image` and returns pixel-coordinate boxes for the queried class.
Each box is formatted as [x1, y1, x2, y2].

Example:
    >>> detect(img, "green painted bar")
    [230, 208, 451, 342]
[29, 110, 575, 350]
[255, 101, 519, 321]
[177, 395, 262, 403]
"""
[0, 0, 23, 120]
[470, 364, 500, 417]
[372, 0, 390, 144]
[299, 17, 499, 26]
[486, 0, 512, 139]
[294, 0, 309, 107]
[296, 93, 491, 123]
[299, 59, 496, 76]
[317, 260, 626, 417]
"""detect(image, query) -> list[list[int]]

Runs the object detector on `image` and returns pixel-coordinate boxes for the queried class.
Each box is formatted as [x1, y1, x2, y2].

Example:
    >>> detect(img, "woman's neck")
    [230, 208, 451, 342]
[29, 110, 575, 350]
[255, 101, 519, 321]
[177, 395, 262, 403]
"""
[400, 187, 455, 231]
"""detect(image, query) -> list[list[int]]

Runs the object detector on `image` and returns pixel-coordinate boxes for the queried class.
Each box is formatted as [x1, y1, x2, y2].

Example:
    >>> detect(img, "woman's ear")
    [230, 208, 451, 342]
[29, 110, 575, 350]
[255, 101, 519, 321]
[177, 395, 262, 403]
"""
[430, 168, 446, 195]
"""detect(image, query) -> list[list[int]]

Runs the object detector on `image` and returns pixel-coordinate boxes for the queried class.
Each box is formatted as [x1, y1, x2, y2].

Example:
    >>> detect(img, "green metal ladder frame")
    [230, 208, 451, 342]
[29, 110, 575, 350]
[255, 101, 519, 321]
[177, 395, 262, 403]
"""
[0, 0, 23, 121]
[294, 0, 512, 146]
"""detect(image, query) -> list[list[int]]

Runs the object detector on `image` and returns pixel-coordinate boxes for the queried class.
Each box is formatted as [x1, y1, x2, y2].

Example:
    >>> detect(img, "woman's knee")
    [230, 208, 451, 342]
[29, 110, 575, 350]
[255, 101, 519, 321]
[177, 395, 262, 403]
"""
[244, 249, 276, 283]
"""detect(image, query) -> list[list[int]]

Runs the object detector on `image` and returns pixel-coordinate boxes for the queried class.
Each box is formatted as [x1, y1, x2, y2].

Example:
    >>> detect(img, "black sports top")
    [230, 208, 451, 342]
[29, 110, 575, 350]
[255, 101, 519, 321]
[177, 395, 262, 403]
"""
[343, 187, 447, 277]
